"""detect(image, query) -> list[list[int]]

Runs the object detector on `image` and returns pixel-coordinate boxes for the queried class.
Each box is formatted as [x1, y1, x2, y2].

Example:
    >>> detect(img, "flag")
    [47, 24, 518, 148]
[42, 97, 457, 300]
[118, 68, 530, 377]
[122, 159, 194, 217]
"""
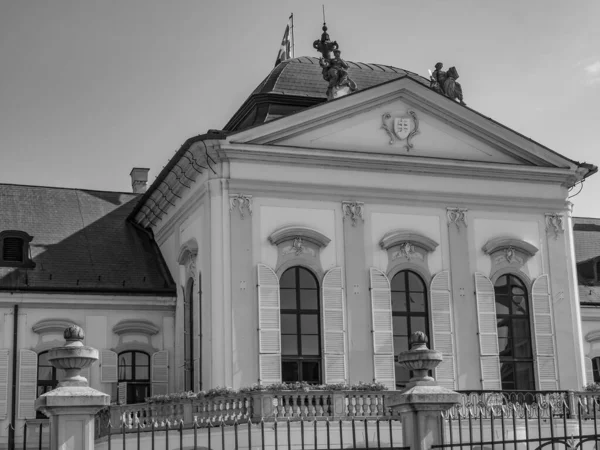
[274, 14, 293, 67]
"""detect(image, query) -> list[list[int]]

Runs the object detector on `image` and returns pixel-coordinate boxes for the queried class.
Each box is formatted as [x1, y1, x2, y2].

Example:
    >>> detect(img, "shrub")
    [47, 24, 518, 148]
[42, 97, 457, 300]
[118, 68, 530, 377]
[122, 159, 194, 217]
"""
[583, 382, 600, 392]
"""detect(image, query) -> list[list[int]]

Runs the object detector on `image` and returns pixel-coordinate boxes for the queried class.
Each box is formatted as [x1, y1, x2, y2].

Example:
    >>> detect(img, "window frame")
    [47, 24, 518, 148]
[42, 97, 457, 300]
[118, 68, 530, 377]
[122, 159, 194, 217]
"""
[118, 350, 151, 404]
[279, 266, 323, 384]
[593, 357, 600, 383]
[0, 230, 35, 268]
[183, 278, 194, 391]
[36, 350, 59, 418]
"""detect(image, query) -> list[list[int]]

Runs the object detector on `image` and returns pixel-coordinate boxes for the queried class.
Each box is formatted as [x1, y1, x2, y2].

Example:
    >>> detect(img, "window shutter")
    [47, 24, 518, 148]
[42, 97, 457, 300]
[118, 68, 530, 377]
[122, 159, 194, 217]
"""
[257, 263, 281, 384]
[369, 268, 395, 390]
[322, 266, 346, 383]
[430, 270, 456, 389]
[151, 350, 169, 395]
[17, 349, 37, 419]
[474, 273, 501, 390]
[0, 349, 9, 419]
[100, 350, 118, 383]
[531, 274, 558, 390]
[585, 357, 595, 385]
[117, 382, 127, 405]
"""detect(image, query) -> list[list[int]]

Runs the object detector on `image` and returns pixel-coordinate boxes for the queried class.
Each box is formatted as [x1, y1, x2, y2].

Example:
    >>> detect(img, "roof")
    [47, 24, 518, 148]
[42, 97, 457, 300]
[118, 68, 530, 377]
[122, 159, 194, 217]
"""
[0, 184, 175, 295]
[573, 217, 600, 264]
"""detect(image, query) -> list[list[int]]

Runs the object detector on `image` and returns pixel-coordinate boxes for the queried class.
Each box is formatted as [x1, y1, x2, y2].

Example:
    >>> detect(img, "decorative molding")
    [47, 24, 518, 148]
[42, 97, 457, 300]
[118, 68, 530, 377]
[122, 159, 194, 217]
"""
[281, 237, 316, 257]
[585, 330, 600, 343]
[229, 194, 253, 219]
[391, 242, 423, 261]
[446, 208, 468, 230]
[113, 319, 160, 336]
[342, 201, 364, 226]
[268, 226, 331, 248]
[32, 318, 80, 335]
[380, 110, 420, 151]
[177, 239, 199, 265]
[379, 230, 439, 253]
[482, 237, 538, 258]
[545, 213, 564, 240]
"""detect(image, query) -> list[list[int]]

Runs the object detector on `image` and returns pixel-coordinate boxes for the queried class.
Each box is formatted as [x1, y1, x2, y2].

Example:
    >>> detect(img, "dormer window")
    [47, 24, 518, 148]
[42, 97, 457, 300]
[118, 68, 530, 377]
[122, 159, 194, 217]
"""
[0, 230, 35, 268]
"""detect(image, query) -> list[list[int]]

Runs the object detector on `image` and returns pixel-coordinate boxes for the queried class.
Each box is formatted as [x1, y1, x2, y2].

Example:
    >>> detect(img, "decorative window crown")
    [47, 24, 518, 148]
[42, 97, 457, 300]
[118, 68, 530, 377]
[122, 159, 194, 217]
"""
[113, 319, 160, 337]
[482, 237, 538, 258]
[379, 230, 439, 253]
[32, 319, 79, 335]
[268, 226, 331, 248]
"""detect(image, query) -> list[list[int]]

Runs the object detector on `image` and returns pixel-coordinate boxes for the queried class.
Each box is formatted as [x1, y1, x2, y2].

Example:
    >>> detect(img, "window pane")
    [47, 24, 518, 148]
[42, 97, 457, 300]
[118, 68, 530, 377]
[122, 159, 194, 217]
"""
[281, 335, 298, 355]
[298, 268, 317, 289]
[391, 274, 406, 291]
[392, 316, 408, 336]
[512, 296, 528, 315]
[394, 336, 409, 353]
[281, 314, 297, 333]
[119, 352, 132, 365]
[135, 367, 149, 380]
[135, 352, 149, 366]
[498, 338, 512, 357]
[280, 289, 296, 310]
[280, 269, 296, 288]
[395, 364, 410, 386]
[282, 361, 299, 382]
[512, 320, 531, 338]
[500, 361, 515, 390]
[38, 366, 53, 381]
[514, 362, 535, 390]
[119, 366, 132, 381]
[391, 292, 407, 312]
[409, 293, 426, 312]
[407, 272, 425, 292]
[410, 316, 427, 335]
[513, 336, 532, 358]
[302, 361, 321, 383]
[301, 335, 320, 355]
[301, 315, 318, 334]
[495, 296, 510, 315]
[300, 290, 318, 310]
[593, 357, 600, 383]
[38, 352, 50, 366]
[494, 275, 508, 294]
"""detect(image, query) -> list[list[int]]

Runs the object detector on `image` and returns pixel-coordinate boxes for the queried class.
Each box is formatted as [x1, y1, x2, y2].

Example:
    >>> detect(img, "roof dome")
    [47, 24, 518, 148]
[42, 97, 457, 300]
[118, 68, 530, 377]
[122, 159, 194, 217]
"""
[224, 57, 429, 132]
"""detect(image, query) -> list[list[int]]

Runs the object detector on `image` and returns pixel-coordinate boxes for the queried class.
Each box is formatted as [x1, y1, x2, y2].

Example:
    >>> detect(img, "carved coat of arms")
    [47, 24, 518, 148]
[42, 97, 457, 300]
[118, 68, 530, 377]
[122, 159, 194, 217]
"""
[381, 111, 420, 151]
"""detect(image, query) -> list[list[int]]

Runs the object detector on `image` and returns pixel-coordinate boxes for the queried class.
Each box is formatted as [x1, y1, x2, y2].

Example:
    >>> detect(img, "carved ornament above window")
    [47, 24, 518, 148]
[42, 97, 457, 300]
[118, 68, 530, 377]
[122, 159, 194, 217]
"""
[482, 236, 538, 275]
[268, 226, 331, 276]
[379, 230, 438, 275]
[113, 319, 160, 337]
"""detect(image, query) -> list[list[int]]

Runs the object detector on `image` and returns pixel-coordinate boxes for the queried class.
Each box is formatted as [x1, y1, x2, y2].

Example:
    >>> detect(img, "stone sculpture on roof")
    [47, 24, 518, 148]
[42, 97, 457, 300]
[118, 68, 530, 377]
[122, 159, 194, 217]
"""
[429, 62, 466, 105]
[313, 23, 358, 100]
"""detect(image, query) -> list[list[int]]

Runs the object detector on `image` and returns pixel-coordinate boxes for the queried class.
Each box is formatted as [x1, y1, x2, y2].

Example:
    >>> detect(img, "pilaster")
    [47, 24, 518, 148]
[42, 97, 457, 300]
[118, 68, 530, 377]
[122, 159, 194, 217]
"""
[341, 201, 373, 383]
[229, 193, 257, 387]
[545, 210, 584, 388]
[446, 207, 480, 389]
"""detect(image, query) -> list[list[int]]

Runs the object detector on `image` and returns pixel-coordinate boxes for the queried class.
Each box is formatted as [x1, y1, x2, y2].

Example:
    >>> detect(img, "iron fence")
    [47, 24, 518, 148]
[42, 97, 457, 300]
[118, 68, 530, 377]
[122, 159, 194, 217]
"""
[94, 416, 407, 450]
[434, 394, 600, 450]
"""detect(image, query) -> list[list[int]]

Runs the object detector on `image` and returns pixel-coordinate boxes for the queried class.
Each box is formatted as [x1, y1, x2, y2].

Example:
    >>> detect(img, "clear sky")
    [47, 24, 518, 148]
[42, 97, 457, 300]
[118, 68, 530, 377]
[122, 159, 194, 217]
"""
[1, 0, 599, 217]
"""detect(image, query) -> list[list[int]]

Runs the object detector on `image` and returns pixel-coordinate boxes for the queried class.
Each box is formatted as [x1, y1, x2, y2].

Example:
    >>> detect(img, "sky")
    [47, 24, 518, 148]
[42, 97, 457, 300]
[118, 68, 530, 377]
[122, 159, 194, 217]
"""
[1, 0, 599, 217]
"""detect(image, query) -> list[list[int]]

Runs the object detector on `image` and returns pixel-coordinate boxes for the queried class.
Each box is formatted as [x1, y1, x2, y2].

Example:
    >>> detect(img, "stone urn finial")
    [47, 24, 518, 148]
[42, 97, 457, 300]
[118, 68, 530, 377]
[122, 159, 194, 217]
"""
[47, 325, 99, 387]
[396, 331, 443, 387]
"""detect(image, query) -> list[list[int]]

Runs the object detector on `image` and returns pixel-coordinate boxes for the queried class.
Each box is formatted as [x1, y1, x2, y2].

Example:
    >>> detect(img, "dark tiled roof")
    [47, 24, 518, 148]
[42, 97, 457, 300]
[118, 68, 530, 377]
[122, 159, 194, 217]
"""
[252, 56, 429, 98]
[0, 184, 175, 295]
[574, 217, 600, 263]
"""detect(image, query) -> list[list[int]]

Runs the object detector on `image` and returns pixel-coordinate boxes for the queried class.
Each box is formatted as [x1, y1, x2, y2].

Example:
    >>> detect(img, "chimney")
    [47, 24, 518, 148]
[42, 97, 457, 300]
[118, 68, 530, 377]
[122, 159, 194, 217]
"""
[130, 168, 149, 194]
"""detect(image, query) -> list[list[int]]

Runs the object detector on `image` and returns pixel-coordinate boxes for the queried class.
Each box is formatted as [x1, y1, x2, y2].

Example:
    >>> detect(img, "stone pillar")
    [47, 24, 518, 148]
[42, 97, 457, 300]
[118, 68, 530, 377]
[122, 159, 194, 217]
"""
[387, 332, 460, 450]
[35, 326, 110, 450]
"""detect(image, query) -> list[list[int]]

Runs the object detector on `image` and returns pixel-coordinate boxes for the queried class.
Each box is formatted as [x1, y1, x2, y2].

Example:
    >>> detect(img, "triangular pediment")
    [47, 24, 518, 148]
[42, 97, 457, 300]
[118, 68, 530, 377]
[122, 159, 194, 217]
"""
[228, 77, 578, 169]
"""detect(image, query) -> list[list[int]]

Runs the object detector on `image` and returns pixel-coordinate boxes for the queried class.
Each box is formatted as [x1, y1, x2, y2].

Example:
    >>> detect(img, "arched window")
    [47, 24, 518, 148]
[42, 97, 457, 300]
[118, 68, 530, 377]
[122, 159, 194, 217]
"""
[494, 274, 535, 390]
[37, 351, 59, 418]
[118, 351, 150, 404]
[280, 266, 322, 384]
[184, 278, 194, 391]
[593, 357, 600, 383]
[391, 270, 429, 388]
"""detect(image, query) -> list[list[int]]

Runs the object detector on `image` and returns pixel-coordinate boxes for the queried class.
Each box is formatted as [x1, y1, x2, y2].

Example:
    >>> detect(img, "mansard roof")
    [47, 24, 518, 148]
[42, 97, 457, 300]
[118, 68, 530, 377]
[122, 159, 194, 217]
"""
[0, 183, 175, 295]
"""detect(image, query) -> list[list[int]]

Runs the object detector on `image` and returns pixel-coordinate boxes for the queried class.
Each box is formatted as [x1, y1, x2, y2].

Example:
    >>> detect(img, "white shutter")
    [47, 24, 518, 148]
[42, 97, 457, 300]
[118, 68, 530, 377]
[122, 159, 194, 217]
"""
[17, 349, 37, 419]
[585, 357, 595, 385]
[100, 349, 118, 383]
[0, 349, 9, 419]
[531, 274, 558, 390]
[370, 268, 395, 390]
[322, 267, 347, 383]
[474, 273, 501, 390]
[117, 382, 128, 405]
[151, 350, 169, 395]
[430, 271, 456, 389]
[257, 264, 281, 384]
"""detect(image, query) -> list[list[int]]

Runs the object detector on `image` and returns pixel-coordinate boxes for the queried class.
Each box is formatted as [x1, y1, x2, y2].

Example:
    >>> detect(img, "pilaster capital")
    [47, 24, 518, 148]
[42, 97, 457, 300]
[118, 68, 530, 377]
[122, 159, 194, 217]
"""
[545, 213, 564, 240]
[446, 207, 468, 230]
[229, 194, 253, 219]
[342, 201, 364, 226]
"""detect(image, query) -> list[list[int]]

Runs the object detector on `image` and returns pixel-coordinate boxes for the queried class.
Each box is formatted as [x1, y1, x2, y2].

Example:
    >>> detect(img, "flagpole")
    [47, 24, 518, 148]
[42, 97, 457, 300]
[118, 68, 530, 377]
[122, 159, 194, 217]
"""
[290, 13, 295, 58]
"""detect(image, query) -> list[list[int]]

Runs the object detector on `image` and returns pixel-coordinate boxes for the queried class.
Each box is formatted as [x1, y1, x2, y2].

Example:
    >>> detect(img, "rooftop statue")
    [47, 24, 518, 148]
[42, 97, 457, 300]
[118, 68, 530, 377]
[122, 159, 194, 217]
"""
[429, 62, 466, 106]
[313, 24, 358, 100]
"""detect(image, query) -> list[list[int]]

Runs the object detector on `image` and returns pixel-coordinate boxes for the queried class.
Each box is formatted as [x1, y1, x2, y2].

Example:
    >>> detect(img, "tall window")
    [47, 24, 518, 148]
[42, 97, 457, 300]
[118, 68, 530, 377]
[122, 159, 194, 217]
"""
[184, 278, 194, 391]
[391, 270, 429, 388]
[593, 357, 600, 383]
[118, 351, 150, 404]
[37, 351, 59, 418]
[494, 274, 535, 390]
[280, 266, 322, 384]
